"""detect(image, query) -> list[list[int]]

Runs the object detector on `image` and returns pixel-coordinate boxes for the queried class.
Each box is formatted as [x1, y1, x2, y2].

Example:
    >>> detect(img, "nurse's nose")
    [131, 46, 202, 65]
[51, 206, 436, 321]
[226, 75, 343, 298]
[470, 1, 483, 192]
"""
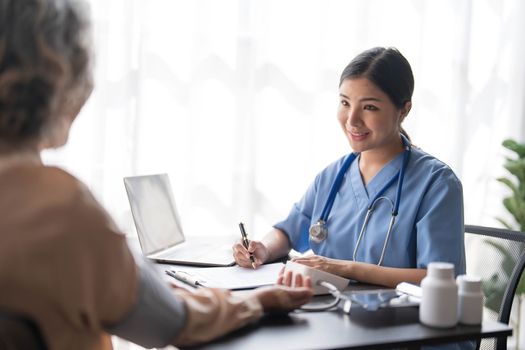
[347, 108, 362, 128]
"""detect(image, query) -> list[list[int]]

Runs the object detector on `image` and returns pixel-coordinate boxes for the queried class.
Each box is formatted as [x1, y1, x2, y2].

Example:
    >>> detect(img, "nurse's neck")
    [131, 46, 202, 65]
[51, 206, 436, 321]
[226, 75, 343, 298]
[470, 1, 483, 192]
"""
[358, 136, 405, 186]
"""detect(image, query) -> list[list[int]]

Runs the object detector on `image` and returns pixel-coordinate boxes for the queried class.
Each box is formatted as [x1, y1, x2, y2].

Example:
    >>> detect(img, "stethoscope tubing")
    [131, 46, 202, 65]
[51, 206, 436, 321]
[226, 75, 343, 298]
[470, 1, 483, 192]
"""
[319, 152, 358, 221]
[311, 135, 411, 265]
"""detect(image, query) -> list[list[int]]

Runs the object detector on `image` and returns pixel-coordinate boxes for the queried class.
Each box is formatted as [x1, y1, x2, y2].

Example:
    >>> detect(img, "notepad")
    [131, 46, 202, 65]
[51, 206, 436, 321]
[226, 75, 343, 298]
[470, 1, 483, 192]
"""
[167, 262, 284, 290]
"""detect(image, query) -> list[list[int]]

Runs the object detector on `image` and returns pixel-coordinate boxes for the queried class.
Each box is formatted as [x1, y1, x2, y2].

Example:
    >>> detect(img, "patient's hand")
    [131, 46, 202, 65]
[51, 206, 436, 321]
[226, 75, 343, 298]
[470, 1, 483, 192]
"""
[253, 274, 313, 313]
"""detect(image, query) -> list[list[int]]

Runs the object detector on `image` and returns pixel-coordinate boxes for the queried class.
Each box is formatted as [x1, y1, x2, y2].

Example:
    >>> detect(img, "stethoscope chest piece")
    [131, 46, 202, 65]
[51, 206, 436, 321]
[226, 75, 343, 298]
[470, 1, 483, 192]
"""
[309, 220, 328, 243]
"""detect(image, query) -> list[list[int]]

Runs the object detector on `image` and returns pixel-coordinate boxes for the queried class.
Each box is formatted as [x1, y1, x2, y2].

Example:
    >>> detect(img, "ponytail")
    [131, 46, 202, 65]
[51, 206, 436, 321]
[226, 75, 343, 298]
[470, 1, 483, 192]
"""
[400, 127, 411, 142]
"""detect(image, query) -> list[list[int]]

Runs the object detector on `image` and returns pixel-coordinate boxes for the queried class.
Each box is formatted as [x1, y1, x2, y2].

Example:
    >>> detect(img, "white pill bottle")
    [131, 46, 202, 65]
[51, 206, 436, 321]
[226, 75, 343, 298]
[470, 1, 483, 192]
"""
[456, 275, 484, 325]
[419, 262, 458, 328]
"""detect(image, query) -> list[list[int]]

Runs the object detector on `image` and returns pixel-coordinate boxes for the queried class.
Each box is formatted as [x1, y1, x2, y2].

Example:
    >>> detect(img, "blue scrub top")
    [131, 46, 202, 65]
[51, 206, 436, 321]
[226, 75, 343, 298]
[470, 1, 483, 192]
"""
[274, 146, 466, 276]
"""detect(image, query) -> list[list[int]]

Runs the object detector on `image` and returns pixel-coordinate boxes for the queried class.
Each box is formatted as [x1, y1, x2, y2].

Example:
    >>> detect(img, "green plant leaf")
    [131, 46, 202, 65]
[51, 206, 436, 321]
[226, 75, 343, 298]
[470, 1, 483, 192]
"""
[484, 240, 517, 277]
[516, 200, 525, 226]
[504, 159, 525, 185]
[496, 217, 514, 230]
[492, 138, 525, 298]
[505, 196, 525, 226]
[482, 240, 524, 309]
[516, 274, 525, 295]
[483, 273, 509, 312]
[497, 177, 518, 195]
[503, 139, 525, 159]
[503, 197, 519, 222]
[502, 197, 525, 227]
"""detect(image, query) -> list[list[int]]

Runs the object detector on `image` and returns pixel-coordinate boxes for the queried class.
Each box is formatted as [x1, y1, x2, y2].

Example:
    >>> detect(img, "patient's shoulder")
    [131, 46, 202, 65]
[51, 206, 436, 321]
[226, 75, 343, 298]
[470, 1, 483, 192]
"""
[37, 167, 117, 233]
[32, 165, 86, 195]
[0, 164, 83, 197]
[0, 164, 116, 235]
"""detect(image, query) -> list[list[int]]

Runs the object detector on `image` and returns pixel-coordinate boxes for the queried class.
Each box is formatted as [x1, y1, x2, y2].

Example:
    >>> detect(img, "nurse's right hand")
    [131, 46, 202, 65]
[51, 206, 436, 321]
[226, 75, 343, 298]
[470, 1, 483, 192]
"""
[232, 239, 269, 268]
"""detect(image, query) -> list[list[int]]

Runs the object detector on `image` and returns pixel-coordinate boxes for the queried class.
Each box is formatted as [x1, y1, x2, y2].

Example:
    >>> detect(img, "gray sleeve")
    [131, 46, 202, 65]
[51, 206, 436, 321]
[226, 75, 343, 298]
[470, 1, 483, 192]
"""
[106, 258, 188, 348]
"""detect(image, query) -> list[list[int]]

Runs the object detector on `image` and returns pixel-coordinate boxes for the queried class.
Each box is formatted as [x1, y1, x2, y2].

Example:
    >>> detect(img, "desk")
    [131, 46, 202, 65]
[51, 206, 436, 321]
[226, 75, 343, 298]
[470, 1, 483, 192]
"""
[185, 299, 511, 350]
[149, 252, 512, 350]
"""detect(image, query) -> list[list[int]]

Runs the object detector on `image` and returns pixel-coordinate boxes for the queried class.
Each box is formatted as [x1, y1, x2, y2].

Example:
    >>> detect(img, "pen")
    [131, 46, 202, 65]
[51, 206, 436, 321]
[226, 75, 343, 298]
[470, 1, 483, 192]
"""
[239, 222, 257, 269]
[166, 270, 204, 288]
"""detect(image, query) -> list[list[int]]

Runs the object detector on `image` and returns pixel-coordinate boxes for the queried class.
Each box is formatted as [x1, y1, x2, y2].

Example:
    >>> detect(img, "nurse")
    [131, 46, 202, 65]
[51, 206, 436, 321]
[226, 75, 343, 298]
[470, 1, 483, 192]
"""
[233, 47, 466, 288]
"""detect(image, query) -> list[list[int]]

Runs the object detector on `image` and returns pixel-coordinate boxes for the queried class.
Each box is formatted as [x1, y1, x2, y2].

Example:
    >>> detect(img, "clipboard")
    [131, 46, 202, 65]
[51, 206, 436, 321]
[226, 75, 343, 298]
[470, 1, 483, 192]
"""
[166, 262, 284, 290]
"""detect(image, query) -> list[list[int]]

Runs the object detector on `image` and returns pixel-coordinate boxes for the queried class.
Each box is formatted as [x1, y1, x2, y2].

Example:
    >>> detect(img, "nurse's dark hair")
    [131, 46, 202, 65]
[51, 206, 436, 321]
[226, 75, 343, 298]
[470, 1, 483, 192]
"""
[0, 0, 91, 143]
[339, 47, 414, 141]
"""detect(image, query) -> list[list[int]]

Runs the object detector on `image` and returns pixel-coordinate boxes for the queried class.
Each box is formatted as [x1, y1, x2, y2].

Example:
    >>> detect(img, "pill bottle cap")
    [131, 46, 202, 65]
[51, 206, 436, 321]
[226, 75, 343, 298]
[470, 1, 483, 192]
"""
[456, 275, 482, 293]
[427, 262, 455, 279]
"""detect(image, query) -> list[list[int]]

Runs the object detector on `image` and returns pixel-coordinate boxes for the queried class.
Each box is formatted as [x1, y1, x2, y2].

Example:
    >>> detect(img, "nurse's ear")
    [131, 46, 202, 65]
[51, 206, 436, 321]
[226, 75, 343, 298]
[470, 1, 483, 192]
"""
[398, 101, 412, 123]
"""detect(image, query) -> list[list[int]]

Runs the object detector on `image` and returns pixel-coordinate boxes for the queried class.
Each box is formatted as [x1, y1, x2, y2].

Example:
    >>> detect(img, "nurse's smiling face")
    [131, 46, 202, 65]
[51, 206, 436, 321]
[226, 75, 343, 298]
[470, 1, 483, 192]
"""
[337, 78, 408, 155]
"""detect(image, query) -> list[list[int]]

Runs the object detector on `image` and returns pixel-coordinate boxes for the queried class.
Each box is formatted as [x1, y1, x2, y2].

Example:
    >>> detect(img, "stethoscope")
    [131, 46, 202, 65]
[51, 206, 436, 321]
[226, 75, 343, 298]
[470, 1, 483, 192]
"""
[308, 135, 411, 266]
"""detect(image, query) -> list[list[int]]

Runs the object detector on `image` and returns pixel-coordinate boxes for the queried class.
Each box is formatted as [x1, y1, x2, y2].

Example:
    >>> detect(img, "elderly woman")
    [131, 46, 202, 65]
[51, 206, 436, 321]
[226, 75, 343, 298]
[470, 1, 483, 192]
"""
[0, 0, 312, 349]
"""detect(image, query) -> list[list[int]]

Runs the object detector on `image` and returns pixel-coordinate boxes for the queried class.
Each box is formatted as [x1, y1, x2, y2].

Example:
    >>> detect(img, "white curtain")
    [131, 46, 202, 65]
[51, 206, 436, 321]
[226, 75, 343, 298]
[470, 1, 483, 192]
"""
[43, 0, 525, 240]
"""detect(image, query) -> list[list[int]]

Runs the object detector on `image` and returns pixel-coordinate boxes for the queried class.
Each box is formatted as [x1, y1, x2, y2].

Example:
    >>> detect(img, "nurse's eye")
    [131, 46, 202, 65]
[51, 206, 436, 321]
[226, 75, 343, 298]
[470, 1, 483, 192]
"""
[364, 105, 378, 111]
[340, 100, 350, 107]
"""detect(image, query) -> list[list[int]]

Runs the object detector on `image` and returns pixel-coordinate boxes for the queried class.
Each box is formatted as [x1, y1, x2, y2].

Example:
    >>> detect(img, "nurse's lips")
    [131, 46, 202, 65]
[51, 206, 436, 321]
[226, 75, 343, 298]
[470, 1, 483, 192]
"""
[348, 130, 369, 141]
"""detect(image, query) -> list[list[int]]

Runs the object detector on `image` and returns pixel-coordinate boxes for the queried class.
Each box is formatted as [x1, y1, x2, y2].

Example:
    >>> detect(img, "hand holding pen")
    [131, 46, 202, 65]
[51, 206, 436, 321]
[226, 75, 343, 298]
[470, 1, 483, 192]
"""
[232, 222, 270, 268]
[239, 222, 257, 269]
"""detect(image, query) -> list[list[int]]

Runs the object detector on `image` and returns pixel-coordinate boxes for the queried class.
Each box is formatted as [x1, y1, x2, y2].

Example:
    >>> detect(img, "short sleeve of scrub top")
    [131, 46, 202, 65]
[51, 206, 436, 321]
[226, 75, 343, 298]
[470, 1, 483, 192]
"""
[273, 147, 466, 276]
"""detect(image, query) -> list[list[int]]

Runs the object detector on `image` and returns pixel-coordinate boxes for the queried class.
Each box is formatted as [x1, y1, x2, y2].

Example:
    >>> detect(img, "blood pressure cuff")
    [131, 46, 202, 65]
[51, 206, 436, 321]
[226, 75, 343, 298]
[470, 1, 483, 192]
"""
[106, 258, 187, 348]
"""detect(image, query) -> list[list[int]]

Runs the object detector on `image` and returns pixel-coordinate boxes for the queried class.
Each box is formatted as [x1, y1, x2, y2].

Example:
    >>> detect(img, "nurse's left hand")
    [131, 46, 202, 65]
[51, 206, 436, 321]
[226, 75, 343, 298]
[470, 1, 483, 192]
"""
[291, 255, 348, 277]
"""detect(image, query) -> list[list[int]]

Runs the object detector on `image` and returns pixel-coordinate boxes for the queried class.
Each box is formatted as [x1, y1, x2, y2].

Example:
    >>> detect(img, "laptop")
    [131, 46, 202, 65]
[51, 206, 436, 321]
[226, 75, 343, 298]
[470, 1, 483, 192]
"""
[123, 174, 236, 267]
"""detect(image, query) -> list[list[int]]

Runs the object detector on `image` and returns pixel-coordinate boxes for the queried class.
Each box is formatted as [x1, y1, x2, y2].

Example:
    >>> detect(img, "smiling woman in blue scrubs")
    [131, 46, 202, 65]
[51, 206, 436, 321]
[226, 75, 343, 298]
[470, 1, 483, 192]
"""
[233, 47, 466, 288]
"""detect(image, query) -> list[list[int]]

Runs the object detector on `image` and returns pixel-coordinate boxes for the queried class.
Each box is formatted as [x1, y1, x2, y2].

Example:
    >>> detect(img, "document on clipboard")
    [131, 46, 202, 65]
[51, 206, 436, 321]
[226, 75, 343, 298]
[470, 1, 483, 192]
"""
[166, 262, 284, 290]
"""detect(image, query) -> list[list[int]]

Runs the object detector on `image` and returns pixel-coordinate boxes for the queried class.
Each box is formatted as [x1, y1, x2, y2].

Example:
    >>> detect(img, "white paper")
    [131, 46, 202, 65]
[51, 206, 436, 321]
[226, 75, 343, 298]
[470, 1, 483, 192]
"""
[168, 262, 284, 290]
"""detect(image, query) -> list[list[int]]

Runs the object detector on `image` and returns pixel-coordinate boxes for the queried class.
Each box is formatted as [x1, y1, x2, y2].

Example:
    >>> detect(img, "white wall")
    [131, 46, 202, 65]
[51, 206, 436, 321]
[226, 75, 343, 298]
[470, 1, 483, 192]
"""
[43, 0, 525, 239]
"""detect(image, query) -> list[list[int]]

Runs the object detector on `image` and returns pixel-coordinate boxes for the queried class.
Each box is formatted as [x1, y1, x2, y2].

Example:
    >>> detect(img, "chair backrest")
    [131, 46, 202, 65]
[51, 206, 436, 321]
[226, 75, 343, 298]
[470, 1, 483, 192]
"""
[464, 224, 525, 350]
[0, 311, 47, 350]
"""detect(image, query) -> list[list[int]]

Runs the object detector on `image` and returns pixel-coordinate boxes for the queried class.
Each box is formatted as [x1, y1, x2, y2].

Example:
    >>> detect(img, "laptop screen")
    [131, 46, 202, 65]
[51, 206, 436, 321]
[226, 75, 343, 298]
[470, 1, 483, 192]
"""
[124, 174, 185, 255]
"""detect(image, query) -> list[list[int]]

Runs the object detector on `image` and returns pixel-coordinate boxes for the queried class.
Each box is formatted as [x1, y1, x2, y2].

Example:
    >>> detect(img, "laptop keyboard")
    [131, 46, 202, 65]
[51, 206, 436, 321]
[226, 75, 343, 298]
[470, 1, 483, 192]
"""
[159, 241, 233, 260]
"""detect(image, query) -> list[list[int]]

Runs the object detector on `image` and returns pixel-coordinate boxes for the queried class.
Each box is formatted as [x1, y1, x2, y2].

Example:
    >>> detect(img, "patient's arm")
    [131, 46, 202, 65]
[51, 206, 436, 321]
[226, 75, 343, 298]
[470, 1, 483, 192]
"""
[106, 259, 188, 348]
[107, 257, 263, 347]
[172, 278, 311, 346]
[108, 258, 312, 348]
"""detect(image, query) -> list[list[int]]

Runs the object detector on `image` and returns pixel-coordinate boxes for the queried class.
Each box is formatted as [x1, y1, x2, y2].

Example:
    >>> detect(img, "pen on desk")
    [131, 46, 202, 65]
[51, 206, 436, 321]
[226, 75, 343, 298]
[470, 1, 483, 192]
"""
[166, 270, 203, 288]
[239, 222, 257, 269]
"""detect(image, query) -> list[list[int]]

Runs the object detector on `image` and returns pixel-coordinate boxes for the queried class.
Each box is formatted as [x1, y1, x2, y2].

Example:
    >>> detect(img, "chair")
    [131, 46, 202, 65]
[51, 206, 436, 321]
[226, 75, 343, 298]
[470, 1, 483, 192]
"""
[464, 224, 525, 350]
[0, 311, 47, 349]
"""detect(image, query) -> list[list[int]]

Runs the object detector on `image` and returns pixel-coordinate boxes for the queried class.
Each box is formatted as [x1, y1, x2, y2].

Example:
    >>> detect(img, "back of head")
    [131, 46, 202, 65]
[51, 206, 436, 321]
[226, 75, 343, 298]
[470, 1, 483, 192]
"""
[0, 0, 91, 145]
[339, 47, 414, 110]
